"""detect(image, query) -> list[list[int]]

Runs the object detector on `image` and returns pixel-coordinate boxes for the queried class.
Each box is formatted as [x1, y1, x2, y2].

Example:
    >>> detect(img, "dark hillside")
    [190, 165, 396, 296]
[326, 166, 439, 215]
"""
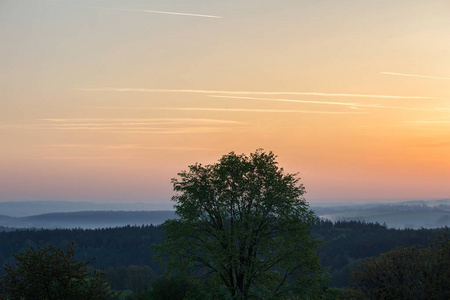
[0, 225, 164, 275]
[0, 221, 447, 288]
[312, 220, 447, 286]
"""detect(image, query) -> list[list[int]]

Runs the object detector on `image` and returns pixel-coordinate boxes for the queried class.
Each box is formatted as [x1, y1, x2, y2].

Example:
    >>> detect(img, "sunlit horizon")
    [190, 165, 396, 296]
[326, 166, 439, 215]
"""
[1, 0, 449, 204]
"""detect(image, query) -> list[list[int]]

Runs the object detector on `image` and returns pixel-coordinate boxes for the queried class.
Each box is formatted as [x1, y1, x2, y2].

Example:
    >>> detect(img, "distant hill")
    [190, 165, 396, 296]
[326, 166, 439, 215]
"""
[0, 211, 177, 229]
[0, 199, 448, 229]
[313, 199, 450, 229]
[0, 201, 174, 217]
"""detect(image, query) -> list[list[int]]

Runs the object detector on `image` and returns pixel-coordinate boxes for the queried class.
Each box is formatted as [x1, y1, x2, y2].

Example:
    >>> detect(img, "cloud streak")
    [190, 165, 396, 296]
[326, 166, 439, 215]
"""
[104, 7, 223, 18]
[38, 156, 136, 160]
[1, 118, 242, 134]
[41, 118, 241, 124]
[209, 95, 434, 111]
[11, 126, 231, 134]
[75, 88, 431, 99]
[88, 107, 364, 114]
[40, 144, 216, 151]
[95, 128, 232, 134]
[104, 145, 215, 151]
[381, 72, 450, 80]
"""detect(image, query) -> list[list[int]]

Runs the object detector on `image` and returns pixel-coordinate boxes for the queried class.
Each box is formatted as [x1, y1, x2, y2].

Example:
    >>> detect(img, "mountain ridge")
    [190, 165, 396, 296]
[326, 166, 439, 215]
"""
[0, 210, 177, 229]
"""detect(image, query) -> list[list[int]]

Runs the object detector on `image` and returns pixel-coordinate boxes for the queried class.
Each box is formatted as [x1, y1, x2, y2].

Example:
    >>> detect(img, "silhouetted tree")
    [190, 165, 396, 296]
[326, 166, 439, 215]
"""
[148, 276, 203, 300]
[351, 233, 449, 299]
[0, 243, 116, 300]
[157, 150, 325, 299]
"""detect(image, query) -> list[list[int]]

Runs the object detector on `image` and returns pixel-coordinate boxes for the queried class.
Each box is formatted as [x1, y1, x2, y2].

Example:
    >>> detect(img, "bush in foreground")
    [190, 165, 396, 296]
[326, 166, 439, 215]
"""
[0, 243, 116, 300]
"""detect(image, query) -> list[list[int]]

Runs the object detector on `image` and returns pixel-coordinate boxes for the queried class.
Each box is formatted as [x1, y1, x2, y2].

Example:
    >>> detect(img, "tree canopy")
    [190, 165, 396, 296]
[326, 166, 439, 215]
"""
[157, 150, 325, 299]
[351, 233, 449, 299]
[0, 243, 116, 300]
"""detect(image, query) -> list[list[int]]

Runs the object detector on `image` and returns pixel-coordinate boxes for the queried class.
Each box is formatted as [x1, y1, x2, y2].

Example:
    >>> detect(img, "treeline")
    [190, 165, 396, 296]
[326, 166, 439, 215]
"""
[351, 235, 449, 299]
[103, 265, 156, 292]
[313, 220, 446, 286]
[0, 221, 447, 290]
[0, 225, 163, 276]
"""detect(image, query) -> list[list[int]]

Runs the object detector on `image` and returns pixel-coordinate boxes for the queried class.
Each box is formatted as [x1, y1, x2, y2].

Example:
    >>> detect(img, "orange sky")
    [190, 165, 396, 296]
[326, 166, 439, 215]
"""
[1, 0, 449, 203]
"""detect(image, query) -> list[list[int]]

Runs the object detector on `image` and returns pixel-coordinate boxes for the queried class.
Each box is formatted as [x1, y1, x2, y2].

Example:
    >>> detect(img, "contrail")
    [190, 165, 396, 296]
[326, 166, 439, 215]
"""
[209, 95, 360, 107]
[74, 88, 431, 99]
[99, 128, 231, 134]
[41, 118, 242, 124]
[32, 126, 231, 134]
[153, 107, 364, 114]
[104, 7, 222, 18]
[46, 4, 223, 19]
[39, 156, 136, 160]
[40, 144, 216, 151]
[381, 72, 450, 80]
[209, 95, 435, 111]
[2, 118, 242, 131]
[86, 106, 365, 114]
[104, 145, 216, 151]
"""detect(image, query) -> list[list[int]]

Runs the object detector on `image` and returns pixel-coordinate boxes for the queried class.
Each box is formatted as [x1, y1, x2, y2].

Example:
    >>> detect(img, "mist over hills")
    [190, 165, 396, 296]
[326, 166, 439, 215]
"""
[0, 199, 448, 230]
[312, 199, 450, 229]
[0, 201, 174, 217]
[0, 211, 176, 229]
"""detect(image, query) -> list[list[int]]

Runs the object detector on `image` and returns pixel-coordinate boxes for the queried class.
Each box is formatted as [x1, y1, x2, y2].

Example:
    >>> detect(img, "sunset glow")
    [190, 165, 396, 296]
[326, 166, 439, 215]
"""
[1, 0, 449, 203]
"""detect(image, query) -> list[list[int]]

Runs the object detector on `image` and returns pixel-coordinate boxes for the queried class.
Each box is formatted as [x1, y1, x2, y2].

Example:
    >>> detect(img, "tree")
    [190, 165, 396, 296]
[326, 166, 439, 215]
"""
[0, 243, 116, 300]
[147, 276, 203, 300]
[157, 150, 325, 299]
[351, 233, 449, 299]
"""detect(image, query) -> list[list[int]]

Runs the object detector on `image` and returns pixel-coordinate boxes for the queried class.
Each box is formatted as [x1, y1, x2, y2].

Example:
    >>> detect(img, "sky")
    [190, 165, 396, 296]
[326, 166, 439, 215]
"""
[1, 0, 449, 204]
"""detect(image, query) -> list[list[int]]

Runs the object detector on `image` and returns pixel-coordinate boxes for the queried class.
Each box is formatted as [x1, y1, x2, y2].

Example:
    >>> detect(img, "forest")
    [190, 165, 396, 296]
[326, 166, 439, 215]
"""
[0, 220, 447, 298]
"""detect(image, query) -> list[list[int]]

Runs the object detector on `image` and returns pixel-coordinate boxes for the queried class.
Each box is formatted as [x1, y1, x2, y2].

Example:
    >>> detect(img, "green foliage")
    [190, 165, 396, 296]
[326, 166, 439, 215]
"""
[312, 219, 446, 287]
[351, 233, 450, 299]
[121, 276, 203, 300]
[156, 150, 325, 299]
[148, 276, 203, 300]
[0, 225, 164, 275]
[0, 221, 446, 290]
[321, 287, 365, 300]
[0, 242, 116, 300]
[105, 265, 156, 292]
